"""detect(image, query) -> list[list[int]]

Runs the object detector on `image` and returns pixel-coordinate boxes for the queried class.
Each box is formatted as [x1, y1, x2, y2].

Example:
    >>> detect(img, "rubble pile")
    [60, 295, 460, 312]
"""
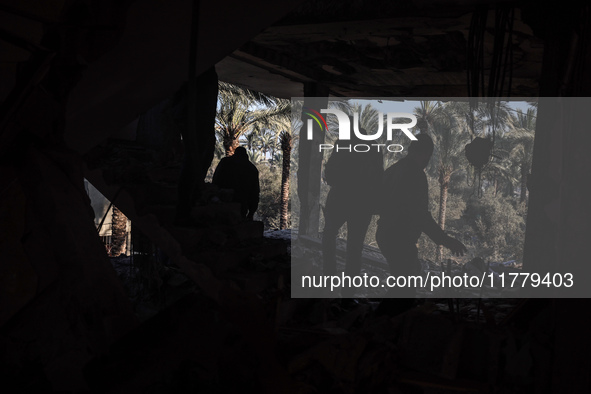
[97, 223, 540, 393]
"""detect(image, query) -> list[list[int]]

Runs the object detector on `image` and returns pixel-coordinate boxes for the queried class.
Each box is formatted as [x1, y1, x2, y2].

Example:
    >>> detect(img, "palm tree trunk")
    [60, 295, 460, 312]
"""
[280, 132, 292, 230]
[520, 165, 528, 203]
[437, 170, 451, 262]
[224, 132, 240, 156]
[110, 206, 128, 257]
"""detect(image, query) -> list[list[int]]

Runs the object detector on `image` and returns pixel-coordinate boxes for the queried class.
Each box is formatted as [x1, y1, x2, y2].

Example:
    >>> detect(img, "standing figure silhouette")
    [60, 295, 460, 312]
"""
[322, 127, 384, 298]
[213, 147, 260, 221]
[376, 133, 466, 314]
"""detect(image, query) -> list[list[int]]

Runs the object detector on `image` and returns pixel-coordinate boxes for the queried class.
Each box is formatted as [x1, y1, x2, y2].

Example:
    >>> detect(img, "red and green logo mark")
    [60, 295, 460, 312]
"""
[303, 107, 329, 132]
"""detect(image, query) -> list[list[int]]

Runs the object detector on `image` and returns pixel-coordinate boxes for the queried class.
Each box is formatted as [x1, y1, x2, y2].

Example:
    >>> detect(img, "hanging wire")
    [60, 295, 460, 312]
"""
[573, 5, 589, 96]
[466, 4, 515, 196]
[468, 167, 484, 198]
[467, 7, 488, 111]
[499, 7, 515, 99]
[477, 168, 484, 197]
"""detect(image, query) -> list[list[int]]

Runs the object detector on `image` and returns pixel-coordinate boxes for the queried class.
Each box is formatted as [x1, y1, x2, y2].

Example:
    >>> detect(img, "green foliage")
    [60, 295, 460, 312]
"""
[417, 174, 466, 261]
[216, 82, 290, 156]
[210, 96, 535, 267]
[461, 192, 526, 261]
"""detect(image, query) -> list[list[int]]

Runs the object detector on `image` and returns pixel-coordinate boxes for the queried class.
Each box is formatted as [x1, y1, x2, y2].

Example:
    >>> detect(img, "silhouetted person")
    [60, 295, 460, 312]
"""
[376, 133, 466, 314]
[213, 147, 260, 220]
[322, 128, 383, 297]
[174, 66, 219, 226]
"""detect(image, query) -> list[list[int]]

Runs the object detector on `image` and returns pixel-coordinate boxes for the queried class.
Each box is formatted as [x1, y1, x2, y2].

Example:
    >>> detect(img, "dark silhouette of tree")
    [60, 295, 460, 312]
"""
[110, 206, 127, 257]
[415, 102, 470, 261]
[279, 130, 292, 230]
[216, 82, 289, 157]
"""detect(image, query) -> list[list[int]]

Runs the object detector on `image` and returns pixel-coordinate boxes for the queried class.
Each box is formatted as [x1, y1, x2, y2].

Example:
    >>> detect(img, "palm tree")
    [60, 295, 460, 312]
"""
[482, 101, 512, 141]
[351, 102, 381, 132]
[216, 82, 290, 156]
[110, 205, 128, 257]
[414, 101, 441, 134]
[247, 150, 263, 164]
[216, 82, 290, 157]
[279, 130, 292, 229]
[421, 102, 471, 261]
[484, 152, 518, 197]
[259, 131, 276, 160]
[244, 128, 260, 152]
[507, 107, 536, 203]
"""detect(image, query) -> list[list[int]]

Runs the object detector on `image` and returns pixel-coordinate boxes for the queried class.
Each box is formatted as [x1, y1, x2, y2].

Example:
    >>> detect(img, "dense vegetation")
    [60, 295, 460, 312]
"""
[210, 87, 535, 265]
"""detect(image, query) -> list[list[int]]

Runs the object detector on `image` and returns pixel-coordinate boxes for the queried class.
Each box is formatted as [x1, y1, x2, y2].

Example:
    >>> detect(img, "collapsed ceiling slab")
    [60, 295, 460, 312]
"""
[218, 2, 544, 98]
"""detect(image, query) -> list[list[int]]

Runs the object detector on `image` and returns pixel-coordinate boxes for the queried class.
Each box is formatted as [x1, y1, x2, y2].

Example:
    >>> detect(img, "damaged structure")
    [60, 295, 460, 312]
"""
[1, 0, 591, 392]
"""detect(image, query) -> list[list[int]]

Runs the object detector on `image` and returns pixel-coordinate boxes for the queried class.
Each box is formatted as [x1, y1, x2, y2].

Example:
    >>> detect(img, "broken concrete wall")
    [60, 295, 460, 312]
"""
[0, 144, 138, 390]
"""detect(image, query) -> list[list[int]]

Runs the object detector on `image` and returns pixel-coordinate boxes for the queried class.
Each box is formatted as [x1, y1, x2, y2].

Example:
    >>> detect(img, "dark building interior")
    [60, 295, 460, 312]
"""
[1, 0, 591, 392]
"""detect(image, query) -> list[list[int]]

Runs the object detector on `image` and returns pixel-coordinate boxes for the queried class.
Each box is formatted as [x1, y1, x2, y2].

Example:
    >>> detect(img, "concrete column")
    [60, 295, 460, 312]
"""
[297, 83, 329, 237]
[523, 6, 591, 292]
[521, 4, 591, 392]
